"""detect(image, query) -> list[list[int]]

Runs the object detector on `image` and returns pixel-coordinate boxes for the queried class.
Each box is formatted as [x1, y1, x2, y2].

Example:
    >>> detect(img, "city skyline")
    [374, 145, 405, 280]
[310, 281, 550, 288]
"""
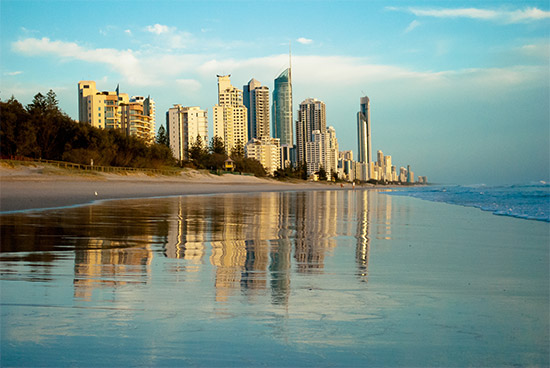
[1, 0, 549, 184]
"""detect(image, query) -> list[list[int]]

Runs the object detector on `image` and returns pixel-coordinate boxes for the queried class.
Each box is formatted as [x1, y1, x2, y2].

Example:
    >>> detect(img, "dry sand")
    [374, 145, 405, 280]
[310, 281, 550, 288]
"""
[0, 162, 362, 212]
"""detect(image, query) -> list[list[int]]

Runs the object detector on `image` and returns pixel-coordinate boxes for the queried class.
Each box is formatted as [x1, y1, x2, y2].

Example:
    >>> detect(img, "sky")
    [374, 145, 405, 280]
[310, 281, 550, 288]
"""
[1, 0, 549, 185]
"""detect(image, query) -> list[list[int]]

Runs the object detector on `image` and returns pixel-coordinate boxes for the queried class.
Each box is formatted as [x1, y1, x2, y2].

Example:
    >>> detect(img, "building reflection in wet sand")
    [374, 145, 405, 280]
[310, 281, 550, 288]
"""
[1, 190, 385, 304]
[164, 190, 379, 302]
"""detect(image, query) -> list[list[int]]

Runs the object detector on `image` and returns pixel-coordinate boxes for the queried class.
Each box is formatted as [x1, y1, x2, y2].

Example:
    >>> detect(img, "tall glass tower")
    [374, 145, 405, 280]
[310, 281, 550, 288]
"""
[272, 68, 293, 147]
[357, 96, 371, 165]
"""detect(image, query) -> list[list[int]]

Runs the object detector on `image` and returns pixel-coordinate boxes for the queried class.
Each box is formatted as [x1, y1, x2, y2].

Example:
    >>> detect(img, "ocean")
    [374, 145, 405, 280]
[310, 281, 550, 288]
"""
[386, 182, 550, 222]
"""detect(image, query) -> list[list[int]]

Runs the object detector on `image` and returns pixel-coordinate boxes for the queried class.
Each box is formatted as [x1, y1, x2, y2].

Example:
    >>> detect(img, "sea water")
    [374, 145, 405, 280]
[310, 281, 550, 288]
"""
[1, 190, 548, 367]
[386, 182, 550, 222]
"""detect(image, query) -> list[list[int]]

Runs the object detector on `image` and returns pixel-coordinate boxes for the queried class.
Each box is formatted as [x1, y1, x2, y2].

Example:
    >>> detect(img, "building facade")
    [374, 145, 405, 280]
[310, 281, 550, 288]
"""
[167, 105, 208, 161]
[77, 81, 155, 144]
[272, 69, 293, 148]
[245, 136, 281, 176]
[120, 102, 155, 144]
[296, 98, 327, 166]
[357, 96, 372, 173]
[243, 78, 270, 140]
[305, 126, 339, 181]
[213, 75, 248, 154]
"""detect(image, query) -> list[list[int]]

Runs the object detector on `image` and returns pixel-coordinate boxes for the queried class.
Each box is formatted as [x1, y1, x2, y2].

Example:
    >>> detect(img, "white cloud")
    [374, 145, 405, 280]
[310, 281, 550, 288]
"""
[297, 37, 313, 45]
[5, 71, 23, 76]
[146, 24, 172, 35]
[10, 37, 547, 99]
[388, 6, 550, 24]
[519, 42, 550, 59]
[176, 79, 201, 92]
[12, 37, 150, 85]
[144, 24, 193, 49]
[404, 20, 421, 33]
[125, 29, 132, 36]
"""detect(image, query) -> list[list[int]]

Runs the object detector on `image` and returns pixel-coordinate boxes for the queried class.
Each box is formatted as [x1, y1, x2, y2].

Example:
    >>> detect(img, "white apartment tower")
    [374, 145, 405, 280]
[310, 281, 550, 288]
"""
[167, 105, 208, 161]
[213, 75, 248, 154]
[245, 136, 281, 175]
[296, 98, 326, 166]
[305, 126, 339, 180]
[243, 78, 270, 140]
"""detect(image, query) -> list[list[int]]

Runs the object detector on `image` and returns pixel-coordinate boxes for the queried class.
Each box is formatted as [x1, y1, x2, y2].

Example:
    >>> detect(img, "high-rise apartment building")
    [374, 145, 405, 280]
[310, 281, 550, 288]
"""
[131, 96, 156, 132]
[213, 75, 248, 154]
[78, 81, 129, 129]
[243, 79, 270, 140]
[167, 105, 208, 161]
[77, 81, 155, 144]
[305, 126, 338, 180]
[120, 102, 155, 144]
[272, 68, 293, 147]
[357, 96, 372, 174]
[245, 136, 281, 175]
[296, 98, 326, 165]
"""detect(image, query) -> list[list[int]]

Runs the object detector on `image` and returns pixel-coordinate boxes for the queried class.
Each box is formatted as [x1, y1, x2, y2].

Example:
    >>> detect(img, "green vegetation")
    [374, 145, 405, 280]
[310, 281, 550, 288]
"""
[1, 92, 173, 169]
[274, 162, 308, 181]
[186, 136, 266, 177]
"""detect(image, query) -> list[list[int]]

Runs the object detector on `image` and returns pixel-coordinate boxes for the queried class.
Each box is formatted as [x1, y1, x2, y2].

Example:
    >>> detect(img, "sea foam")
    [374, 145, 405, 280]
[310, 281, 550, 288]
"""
[386, 182, 550, 222]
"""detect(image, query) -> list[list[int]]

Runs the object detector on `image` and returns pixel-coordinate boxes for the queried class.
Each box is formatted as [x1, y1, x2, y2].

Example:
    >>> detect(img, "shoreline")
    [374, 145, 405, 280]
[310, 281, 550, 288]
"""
[0, 162, 379, 213]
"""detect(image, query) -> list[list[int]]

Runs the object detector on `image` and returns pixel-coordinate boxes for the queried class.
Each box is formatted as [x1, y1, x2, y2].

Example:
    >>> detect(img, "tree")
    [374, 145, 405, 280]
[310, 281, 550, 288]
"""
[230, 140, 244, 160]
[331, 170, 339, 182]
[210, 136, 225, 155]
[26, 93, 47, 114]
[188, 135, 208, 166]
[0, 97, 33, 157]
[156, 125, 169, 146]
[317, 166, 327, 181]
[45, 89, 59, 112]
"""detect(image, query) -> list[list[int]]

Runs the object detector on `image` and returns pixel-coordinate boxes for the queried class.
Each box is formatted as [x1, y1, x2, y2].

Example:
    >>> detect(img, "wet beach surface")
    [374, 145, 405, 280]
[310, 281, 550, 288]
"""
[1, 190, 548, 367]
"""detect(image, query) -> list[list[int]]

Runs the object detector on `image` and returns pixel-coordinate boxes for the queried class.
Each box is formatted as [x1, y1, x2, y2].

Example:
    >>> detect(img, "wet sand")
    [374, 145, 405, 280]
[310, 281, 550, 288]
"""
[0, 190, 548, 367]
[0, 163, 359, 212]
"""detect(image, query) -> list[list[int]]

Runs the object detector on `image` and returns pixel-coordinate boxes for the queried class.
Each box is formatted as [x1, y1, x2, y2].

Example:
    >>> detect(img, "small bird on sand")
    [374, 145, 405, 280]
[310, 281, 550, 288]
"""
[94, 191, 98, 196]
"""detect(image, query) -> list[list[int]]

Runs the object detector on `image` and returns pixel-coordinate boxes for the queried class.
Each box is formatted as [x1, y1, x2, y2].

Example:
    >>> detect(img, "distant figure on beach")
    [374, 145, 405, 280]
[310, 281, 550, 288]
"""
[352, 182, 355, 189]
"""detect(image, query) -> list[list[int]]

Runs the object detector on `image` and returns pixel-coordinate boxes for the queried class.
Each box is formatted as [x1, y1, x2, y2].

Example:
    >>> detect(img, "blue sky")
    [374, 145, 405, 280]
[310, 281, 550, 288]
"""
[1, 0, 549, 184]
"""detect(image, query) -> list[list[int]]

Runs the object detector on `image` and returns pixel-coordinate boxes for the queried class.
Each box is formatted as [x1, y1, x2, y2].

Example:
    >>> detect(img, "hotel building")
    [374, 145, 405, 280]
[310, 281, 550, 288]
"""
[77, 81, 155, 144]
[273, 69, 294, 168]
[243, 79, 270, 140]
[166, 105, 208, 161]
[296, 98, 326, 166]
[272, 68, 293, 147]
[357, 96, 372, 180]
[213, 75, 248, 154]
[245, 136, 281, 176]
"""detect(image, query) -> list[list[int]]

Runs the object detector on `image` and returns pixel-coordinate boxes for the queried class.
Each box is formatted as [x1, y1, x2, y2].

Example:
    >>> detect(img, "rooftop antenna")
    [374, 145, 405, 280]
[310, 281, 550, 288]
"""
[289, 41, 292, 84]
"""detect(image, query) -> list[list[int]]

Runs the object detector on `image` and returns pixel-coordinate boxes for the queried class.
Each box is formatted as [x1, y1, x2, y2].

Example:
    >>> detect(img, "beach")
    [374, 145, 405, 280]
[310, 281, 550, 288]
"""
[0, 163, 548, 367]
[0, 162, 353, 213]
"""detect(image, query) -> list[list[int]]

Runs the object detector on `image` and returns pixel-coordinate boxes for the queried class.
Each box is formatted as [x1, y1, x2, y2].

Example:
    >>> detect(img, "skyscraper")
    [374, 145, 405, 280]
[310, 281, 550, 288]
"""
[213, 75, 248, 154]
[296, 98, 326, 165]
[272, 68, 293, 147]
[243, 78, 270, 140]
[357, 96, 372, 167]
